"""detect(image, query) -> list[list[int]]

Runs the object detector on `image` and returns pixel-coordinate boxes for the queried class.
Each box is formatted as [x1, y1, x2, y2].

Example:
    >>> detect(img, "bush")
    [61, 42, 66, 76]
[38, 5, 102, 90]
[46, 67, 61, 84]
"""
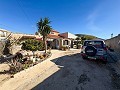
[22, 39, 44, 51]
[62, 45, 70, 51]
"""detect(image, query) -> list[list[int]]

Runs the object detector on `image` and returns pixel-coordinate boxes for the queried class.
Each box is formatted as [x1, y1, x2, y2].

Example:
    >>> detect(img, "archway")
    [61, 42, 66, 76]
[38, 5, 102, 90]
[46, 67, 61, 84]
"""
[52, 39, 59, 49]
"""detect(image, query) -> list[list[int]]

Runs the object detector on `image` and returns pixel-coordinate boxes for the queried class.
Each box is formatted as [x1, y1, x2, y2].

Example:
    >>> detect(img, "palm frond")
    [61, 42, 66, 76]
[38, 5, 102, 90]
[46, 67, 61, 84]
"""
[37, 17, 52, 36]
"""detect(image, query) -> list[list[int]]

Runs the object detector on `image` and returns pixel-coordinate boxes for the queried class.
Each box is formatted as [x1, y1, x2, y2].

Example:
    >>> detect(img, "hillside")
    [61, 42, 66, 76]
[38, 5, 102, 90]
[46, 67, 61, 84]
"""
[75, 34, 98, 40]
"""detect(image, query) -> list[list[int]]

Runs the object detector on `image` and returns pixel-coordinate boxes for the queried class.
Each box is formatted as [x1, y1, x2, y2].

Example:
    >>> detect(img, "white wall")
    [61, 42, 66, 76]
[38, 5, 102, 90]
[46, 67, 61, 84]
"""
[68, 32, 77, 39]
[60, 32, 77, 39]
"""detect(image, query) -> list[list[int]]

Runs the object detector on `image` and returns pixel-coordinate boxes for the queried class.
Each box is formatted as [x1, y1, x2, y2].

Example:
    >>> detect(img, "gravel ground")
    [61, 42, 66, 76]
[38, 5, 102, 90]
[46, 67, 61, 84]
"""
[0, 49, 120, 90]
[33, 50, 120, 90]
[0, 49, 80, 90]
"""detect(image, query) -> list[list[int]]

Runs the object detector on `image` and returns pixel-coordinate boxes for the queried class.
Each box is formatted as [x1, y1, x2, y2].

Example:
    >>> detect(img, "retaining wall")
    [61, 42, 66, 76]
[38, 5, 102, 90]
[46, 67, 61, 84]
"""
[105, 35, 120, 52]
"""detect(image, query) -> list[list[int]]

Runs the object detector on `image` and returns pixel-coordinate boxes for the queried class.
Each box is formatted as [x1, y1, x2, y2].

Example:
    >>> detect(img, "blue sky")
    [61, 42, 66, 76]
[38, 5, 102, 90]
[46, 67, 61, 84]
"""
[0, 0, 120, 39]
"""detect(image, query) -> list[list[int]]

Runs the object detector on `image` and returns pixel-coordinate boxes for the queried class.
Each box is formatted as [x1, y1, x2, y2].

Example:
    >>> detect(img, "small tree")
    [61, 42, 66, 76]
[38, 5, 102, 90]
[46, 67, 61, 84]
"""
[81, 36, 86, 44]
[75, 37, 81, 49]
[37, 18, 52, 53]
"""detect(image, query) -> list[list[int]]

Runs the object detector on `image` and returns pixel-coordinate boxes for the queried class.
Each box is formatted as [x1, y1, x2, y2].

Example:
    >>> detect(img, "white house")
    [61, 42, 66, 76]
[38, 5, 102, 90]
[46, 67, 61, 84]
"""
[60, 32, 77, 39]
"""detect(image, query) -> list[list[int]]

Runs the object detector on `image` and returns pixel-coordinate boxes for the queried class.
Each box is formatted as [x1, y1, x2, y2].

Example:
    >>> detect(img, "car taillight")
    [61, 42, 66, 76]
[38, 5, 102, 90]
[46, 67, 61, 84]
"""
[104, 47, 107, 51]
[81, 46, 83, 49]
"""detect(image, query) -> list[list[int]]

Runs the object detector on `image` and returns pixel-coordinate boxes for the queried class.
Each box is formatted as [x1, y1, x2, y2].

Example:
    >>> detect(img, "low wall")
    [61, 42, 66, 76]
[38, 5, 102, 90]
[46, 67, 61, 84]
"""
[105, 35, 120, 52]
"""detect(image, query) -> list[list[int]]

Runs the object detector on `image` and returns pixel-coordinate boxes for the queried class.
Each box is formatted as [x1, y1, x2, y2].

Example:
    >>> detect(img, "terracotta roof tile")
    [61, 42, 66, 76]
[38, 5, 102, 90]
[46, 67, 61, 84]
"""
[51, 30, 59, 33]
[47, 34, 62, 39]
[36, 38, 42, 40]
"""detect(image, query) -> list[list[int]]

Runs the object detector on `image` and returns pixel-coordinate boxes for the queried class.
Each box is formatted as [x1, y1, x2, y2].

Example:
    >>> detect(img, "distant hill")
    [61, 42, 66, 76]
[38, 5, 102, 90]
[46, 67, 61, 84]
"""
[75, 34, 102, 40]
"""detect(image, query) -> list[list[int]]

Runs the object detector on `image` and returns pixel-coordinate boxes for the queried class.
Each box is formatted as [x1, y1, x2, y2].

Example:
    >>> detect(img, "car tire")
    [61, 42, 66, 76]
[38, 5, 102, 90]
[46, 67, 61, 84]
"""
[101, 57, 107, 64]
[102, 60, 107, 64]
[82, 56, 88, 59]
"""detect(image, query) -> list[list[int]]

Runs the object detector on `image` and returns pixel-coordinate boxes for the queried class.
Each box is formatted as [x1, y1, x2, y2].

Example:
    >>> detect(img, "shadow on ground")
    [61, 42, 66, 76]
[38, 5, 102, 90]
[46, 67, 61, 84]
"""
[32, 52, 119, 90]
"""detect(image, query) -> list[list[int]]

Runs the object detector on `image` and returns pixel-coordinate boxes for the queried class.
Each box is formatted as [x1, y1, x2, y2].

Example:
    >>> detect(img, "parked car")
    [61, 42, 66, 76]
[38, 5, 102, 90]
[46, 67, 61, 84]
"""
[81, 40, 108, 62]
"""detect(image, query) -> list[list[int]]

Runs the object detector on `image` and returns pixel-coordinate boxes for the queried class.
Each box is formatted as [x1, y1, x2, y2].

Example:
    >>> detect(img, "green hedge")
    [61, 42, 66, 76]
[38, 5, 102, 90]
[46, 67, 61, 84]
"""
[22, 39, 44, 51]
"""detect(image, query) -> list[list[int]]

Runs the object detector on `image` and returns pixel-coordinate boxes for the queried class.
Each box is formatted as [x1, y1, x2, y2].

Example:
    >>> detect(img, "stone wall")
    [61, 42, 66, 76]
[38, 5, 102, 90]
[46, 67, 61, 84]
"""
[11, 33, 42, 40]
[105, 35, 120, 52]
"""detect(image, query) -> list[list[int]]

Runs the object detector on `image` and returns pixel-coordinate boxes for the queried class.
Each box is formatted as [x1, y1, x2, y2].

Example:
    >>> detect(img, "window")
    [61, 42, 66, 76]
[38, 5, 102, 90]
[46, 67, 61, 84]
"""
[50, 32, 54, 34]
[63, 40, 68, 45]
[84, 41, 104, 48]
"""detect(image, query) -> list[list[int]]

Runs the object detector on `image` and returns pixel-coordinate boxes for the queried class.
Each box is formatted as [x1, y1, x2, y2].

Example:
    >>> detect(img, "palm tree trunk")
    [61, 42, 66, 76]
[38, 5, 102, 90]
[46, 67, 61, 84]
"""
[43, 36, 47, 53]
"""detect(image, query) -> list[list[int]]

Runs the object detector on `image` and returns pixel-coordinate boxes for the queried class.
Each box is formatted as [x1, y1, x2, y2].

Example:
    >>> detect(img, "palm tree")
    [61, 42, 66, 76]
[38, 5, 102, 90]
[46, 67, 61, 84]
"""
[37, 18, 52, 53]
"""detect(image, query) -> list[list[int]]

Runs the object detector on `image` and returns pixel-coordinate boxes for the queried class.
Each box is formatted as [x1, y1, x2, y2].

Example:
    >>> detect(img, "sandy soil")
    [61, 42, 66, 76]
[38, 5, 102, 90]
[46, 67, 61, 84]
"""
[0, 63, 11, 85]
[0, 49, 80, 90]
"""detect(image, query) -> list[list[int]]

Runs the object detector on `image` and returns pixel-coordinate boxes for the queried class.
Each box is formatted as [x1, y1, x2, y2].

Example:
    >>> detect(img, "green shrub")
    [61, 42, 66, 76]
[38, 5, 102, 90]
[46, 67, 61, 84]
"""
[22, 39, 44, 51]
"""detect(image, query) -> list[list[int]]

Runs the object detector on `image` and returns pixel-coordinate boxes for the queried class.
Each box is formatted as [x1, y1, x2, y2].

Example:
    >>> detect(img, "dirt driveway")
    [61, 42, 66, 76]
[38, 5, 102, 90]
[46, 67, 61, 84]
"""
[0, 49, 120, 90]
[33, 50, 120, 90]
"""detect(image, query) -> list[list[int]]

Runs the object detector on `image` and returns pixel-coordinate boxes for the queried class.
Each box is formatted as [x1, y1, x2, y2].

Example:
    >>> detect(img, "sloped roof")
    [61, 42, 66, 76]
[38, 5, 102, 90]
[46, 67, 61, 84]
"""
[51, 30, 59, 33]
[20, 35, 36, 40]
[47, 34, 61, 39]
[36, 38, 42, 40]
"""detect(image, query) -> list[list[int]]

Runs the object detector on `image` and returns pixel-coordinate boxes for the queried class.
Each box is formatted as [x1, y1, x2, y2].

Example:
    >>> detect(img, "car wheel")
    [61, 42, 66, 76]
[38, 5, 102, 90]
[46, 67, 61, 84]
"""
[102, 57, 107, 64]
[102, 60, 107, 64]
[82, 56, 88, 59]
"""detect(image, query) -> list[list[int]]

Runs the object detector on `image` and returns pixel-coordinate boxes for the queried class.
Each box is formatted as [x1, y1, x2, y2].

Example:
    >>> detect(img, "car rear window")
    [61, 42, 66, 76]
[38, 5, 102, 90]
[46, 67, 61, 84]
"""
[84, 41, 104, 48]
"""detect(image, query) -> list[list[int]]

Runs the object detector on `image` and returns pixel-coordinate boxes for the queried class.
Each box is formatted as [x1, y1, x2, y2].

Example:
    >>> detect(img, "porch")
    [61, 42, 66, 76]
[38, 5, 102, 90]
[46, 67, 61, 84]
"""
[47, 38, 71, 50]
